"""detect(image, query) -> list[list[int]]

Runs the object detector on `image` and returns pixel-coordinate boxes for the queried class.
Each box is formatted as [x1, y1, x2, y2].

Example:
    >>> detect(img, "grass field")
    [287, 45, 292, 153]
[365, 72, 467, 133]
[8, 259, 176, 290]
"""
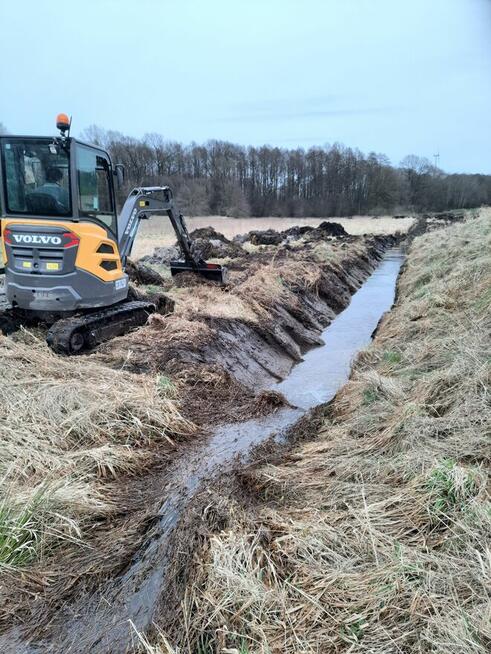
[155, 209, 491, 653]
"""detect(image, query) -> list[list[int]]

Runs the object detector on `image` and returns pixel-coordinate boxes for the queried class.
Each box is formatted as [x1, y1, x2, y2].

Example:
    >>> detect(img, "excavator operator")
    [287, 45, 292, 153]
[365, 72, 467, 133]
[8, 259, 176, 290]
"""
[31, 167, 69, 213]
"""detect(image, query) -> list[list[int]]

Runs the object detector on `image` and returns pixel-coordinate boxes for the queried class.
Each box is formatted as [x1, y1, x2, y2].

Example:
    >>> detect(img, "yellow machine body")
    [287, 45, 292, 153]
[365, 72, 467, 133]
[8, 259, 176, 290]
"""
[1, 218, 123, 282]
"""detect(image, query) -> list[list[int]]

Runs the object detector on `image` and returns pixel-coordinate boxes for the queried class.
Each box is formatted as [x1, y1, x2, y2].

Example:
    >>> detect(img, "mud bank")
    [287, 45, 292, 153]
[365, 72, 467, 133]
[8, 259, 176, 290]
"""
[0, 246, 404, 654]
[98, 234, 397, 393]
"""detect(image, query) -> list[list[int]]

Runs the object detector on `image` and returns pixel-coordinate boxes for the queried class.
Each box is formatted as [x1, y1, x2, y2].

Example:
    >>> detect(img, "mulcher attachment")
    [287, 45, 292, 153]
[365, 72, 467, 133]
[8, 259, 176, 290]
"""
[170, 260, 228, 284]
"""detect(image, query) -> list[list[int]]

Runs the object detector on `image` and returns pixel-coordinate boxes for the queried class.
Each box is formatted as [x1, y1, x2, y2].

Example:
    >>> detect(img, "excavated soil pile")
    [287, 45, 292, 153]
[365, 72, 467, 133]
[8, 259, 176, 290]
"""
[189, 226, 245, 260]
[283, 220, 348, 240]
[248, 228, 284, 245]
[125, 258, 169, 286]
[172, 364, 288, 425]
[96, 233, 397, 426]
[141, 226, 246, 263]
[139, 245, 180, 265]
[406, 210, 467, 241]
[239, 220, 348, 246]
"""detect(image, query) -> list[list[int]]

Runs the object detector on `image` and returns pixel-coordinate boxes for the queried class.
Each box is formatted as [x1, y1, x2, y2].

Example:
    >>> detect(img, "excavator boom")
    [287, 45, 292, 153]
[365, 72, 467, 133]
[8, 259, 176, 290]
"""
[118, 186, 227, 283]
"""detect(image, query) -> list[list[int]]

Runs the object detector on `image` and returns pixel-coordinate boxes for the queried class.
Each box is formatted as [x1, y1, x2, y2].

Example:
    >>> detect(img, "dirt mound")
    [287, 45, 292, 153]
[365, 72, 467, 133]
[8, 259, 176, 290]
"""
[141, 226, 242, 260]
[406, 210, 468, 241]
[289, 221, 349, 243]
[189, 226, 229, 242]
[191, 237, 245, 260]
[139, 245, 180, 265]
[187, 227, 246, 259]
[126, 258, 168, 286]
[316, 220, 348, 236]
[174, 365, 288, 427]
[246, 221, 347, 247]
[281, 225, 313, 239]
[432, 210, 466, 222]
[248, 229, 283, 245]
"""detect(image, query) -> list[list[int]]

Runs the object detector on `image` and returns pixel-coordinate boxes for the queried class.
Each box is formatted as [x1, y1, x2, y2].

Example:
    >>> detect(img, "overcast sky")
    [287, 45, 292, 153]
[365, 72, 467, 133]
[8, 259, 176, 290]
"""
[1, 0, 490, 173]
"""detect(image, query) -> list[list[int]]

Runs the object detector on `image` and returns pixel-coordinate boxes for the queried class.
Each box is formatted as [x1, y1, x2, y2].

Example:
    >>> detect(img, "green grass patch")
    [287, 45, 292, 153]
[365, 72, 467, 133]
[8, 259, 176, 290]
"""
[156, 374, 176, 398]
[143, 284, 166, 295]
[383, 350, 402, 365]
[362, 388, 379, 405]
[0, 493, 44, 567]
[341, 616, 368, 644]
[426, 460, 480, 520]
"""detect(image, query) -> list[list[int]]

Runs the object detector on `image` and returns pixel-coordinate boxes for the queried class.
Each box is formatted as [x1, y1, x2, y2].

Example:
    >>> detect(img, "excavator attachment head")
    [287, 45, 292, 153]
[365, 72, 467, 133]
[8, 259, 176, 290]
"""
[170, 260, 228, 284]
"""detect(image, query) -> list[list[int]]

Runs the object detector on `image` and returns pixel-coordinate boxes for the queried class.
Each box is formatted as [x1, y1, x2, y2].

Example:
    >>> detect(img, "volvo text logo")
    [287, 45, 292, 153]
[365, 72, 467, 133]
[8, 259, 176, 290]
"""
[12, 234, 62, 246]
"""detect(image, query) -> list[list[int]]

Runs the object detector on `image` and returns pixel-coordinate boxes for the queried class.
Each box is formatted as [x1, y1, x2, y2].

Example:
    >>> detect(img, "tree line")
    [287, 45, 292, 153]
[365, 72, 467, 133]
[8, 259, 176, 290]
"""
[87, 127, 487, 217]
[3, 121, 490, 216]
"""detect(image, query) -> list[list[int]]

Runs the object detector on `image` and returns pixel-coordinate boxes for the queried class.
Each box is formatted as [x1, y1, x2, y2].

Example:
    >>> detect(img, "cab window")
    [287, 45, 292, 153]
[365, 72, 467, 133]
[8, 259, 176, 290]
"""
[76, 145, 116, 235]
[1, 139, 71, 216]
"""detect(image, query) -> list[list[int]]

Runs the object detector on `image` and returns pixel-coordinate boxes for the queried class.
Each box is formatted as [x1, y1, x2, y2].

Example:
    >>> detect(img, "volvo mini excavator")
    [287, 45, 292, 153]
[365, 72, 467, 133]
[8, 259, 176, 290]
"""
[0, 114, 226, 353]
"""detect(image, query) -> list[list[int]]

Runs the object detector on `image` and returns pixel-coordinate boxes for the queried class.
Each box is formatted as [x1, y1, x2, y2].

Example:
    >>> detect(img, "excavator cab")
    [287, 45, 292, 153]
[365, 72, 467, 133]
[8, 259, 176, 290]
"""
[0, 115, 226, 353]
[0, 131, 126, 313]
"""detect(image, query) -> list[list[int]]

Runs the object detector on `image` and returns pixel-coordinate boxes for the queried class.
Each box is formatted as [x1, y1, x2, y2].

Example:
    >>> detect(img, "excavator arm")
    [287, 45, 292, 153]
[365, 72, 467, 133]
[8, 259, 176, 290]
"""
[117, 186, 227, 283]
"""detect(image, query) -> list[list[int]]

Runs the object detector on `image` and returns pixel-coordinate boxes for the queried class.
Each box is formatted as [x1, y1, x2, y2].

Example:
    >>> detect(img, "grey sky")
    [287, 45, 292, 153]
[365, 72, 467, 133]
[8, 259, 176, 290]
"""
[1, 0, 490, 173]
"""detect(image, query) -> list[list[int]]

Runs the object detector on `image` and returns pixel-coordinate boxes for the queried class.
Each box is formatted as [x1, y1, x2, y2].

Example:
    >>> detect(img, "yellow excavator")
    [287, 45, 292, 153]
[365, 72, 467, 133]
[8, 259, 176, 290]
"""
[0, 114, 226, 353]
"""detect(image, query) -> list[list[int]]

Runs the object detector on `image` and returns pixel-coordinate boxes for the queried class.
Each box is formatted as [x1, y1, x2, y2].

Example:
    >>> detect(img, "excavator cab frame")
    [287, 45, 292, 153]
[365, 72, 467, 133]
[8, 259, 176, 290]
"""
[0, 135, 119, 238]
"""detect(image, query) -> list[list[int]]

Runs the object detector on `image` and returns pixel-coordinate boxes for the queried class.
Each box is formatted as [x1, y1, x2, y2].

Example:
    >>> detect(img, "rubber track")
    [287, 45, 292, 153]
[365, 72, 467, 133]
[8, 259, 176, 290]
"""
[46, 300, 155, 354]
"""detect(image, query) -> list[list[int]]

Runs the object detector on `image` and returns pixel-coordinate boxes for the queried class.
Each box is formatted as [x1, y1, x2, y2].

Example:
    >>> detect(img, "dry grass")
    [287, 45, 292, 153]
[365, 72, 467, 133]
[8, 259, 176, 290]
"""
[169, 285, 259, 324]
[157, 210, 490, 653]
[0, 333, 193, 568]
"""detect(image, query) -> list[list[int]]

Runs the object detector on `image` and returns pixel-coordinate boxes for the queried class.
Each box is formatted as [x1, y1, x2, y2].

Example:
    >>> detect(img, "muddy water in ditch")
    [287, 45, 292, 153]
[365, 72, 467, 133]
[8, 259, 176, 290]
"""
[276, 248, 404, 409]
[12, 249, 404, 654]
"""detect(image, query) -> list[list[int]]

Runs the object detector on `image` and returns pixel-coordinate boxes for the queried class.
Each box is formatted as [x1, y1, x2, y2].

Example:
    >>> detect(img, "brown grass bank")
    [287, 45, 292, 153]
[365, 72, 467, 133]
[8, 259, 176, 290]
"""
[0, 334, 193, 630]
[155, 210, 491, 653]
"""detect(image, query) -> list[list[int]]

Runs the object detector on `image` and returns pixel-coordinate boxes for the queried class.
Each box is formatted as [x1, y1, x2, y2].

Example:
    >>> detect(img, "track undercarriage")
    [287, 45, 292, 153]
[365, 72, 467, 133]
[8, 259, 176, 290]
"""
[45, 300, 155, 354]
[0, 285, 156, 354]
